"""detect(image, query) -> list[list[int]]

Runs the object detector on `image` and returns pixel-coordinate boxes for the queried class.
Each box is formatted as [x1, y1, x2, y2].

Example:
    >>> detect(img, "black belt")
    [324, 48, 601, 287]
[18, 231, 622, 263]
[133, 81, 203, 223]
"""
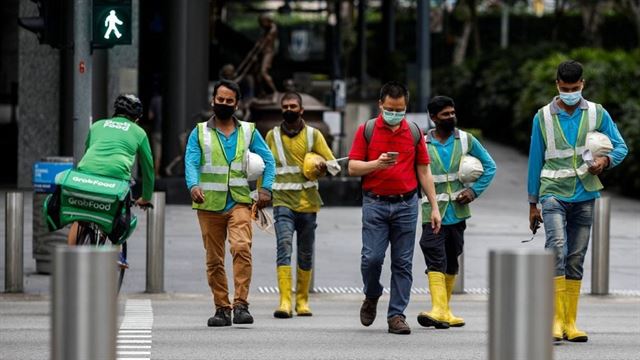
[364, 189, 417, 203]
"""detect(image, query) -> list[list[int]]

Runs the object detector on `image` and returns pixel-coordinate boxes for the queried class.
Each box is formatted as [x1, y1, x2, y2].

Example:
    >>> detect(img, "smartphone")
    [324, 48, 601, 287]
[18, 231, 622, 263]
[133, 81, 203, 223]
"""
[386, 151, 399, 159]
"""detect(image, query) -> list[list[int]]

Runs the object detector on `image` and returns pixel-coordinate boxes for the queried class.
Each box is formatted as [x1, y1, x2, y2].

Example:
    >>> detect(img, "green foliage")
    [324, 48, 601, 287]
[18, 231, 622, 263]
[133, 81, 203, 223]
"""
[441, 47, 640, 196]
[514, 49, 640, 196]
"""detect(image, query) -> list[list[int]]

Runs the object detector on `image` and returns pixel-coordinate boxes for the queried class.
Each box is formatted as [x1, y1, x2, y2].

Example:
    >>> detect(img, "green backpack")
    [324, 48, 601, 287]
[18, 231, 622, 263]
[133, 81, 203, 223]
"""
[43, 169, 137, 244]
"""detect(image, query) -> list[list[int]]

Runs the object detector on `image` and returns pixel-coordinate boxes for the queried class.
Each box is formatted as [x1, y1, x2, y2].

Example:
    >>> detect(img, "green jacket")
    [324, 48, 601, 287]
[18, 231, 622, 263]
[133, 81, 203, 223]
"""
[77, 116, 155, 200]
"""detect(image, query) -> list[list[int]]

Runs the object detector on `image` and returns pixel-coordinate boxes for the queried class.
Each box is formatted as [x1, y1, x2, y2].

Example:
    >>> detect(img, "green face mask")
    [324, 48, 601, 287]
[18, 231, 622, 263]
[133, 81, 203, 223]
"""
[382, 110, 405, 126]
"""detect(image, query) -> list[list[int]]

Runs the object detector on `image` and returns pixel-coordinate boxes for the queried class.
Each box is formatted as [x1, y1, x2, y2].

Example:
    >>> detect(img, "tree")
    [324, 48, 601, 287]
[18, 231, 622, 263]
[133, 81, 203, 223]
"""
[452, 0, 481, 65]
[577, 0, 608, 46]
[621, 0, 640, 45]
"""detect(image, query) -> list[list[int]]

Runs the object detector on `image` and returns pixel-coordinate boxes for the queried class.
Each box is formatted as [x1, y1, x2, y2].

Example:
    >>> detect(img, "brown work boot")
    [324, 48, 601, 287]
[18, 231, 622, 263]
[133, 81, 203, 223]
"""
[388, 315, 411, 335]
[360, 297, 379, 326]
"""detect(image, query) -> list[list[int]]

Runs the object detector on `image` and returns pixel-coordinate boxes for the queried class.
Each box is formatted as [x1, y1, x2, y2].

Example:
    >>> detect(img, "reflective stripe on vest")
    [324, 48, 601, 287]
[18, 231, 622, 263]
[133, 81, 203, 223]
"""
[193, 121, 252, 211]
[543, 101, 596, 160]
[421, 129, 472, 221]
[272, 125, 318, 190]
[538, 101, 603, 197]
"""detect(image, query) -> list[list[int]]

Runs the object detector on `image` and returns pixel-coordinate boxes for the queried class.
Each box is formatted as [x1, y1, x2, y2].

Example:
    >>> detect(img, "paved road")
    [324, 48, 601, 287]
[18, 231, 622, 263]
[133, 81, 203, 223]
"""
[1, 141, 639, 359]
[2, 293, 639, 360]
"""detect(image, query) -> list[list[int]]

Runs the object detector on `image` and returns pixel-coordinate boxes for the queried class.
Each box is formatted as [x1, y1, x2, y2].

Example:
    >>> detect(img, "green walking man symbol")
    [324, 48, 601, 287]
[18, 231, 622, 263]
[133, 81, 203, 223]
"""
[104, 10, 123, 40]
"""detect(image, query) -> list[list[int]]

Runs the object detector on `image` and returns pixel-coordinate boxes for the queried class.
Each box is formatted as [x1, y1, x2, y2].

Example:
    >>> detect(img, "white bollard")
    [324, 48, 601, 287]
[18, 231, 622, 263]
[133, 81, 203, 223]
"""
[146, 191, 165, 293]
[52, 247, 117, 360]
[5, 192, 24, 293]
[489, 249, 554, 360]
[591, 196, 610, 295]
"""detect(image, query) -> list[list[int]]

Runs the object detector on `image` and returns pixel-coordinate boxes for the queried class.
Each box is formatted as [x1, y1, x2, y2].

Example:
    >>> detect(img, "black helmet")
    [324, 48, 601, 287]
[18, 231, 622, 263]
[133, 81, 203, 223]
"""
[113, 94, 143, 119]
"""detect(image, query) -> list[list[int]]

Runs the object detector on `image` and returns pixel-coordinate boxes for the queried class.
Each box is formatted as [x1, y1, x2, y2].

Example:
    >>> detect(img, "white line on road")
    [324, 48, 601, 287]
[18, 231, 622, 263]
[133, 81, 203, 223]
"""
[118, 340, 152, 344]
[118, 299, 153, 359]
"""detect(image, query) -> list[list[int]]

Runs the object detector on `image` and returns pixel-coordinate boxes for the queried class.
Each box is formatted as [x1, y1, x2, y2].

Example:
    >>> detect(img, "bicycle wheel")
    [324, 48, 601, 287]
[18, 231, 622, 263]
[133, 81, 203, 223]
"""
[75, 222, 97, 246]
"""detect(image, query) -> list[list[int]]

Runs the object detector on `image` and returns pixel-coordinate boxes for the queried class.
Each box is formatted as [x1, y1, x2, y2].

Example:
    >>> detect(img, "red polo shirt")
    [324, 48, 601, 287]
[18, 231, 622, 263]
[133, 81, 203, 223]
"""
[349, 115, 430, 195]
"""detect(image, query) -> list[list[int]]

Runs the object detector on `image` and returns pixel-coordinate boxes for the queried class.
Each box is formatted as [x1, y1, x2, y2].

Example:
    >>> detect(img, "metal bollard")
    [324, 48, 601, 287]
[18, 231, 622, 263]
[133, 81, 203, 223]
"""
[489, 249, 554, 360]
[5, 192, 24, 293]
[453, 253, 464, 294]
[310, 250, 316, 293]
[146, 191, 165, 293]
[52, 247, 117, 360]
[591, 196, 610, 295]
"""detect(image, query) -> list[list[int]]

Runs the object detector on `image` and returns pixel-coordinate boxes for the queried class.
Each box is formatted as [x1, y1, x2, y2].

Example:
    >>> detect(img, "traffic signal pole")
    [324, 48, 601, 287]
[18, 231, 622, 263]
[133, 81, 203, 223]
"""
[73, 0, 92, 163]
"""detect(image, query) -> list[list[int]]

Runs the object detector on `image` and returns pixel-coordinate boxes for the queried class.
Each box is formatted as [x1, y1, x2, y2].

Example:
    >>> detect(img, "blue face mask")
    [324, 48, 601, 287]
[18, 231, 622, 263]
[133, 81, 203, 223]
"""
[382, 110, 405, 126]
[559, 90, 582, 106]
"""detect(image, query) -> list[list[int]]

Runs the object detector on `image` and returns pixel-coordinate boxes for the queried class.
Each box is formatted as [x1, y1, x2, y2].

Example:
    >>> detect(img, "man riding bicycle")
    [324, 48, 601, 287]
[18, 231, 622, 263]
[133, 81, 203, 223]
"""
[67, 94, 155, 260]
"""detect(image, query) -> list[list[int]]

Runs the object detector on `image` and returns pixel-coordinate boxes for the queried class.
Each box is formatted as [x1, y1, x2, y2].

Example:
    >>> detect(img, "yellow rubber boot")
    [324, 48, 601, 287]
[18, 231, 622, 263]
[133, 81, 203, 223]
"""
[444, 274, 465, 327]
[564, 279, 588, 342]
[295, 268, 313, 316]
[417, 272, 450, 329]
[553, 276, 566, 341]
[274, 266, 293, 318]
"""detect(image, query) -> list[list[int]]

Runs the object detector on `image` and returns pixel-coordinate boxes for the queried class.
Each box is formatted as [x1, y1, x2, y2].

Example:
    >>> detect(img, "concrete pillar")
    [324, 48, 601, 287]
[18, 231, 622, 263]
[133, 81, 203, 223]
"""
[165, 0, 209, 165]
[17, 0, 61, 187]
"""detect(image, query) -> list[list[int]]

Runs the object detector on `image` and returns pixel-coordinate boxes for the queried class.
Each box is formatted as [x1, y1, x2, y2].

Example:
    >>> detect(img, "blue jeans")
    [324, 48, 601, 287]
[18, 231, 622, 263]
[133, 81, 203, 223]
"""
[361, 193, 418, 319]
[541, 197, 594, 280]
[273, 206, 317, 271]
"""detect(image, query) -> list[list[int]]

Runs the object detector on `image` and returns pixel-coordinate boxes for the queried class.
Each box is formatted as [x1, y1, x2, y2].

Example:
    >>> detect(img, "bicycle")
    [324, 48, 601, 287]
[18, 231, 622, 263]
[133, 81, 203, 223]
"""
[44, 169, 152, 292]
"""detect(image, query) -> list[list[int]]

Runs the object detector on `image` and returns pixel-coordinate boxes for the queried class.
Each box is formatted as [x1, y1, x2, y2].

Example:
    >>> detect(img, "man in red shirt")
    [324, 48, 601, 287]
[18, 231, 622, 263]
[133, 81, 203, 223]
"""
[349, 81, 441, 335]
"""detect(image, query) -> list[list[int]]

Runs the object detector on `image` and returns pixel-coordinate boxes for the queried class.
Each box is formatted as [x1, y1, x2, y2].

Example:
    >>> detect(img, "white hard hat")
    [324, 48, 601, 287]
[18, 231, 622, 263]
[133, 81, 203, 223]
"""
[458, 155, 483, 185]
[585, 131, 613, 157]
[245, 151, 265, 181]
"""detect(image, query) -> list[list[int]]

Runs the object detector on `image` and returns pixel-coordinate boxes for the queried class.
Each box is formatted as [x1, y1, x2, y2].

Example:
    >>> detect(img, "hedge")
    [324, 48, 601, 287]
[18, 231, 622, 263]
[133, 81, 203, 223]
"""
[433, 47, 640, 196]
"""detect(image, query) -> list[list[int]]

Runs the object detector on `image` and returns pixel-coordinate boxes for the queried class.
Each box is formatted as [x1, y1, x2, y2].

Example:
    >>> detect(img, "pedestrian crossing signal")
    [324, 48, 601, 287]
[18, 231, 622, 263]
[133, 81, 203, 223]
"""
[93, 0, 132, 46]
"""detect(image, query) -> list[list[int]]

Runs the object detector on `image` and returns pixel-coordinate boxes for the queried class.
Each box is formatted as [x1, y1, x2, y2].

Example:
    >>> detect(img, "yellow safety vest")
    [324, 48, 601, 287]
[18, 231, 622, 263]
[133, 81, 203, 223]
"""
[192, 120, 253, 211]
[538, 101, 604, 198]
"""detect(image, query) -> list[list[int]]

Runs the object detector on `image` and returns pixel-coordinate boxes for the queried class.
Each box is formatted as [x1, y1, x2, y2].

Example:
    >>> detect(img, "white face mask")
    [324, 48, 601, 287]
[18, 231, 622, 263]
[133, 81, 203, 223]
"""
[382, 109, 405, 126]
[559, 90, 582, 106]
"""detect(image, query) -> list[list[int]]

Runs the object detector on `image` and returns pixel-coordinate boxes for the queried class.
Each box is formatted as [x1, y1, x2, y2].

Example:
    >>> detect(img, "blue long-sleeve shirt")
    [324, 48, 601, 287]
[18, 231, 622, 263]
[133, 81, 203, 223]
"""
[429, 132, 497, 225]
[185, 121, 276, 212]
[527, 98, 628, 204]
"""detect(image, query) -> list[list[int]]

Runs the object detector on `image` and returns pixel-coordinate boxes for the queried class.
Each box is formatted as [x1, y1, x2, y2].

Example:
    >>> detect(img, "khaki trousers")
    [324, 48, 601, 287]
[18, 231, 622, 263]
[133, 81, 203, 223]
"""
[197, 204, 253, 309]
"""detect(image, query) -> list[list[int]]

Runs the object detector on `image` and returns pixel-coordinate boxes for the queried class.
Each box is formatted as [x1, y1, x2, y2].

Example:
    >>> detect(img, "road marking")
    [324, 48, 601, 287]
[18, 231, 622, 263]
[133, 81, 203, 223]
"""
[118, 299, 153, 360]
[257, 286, 640, 296]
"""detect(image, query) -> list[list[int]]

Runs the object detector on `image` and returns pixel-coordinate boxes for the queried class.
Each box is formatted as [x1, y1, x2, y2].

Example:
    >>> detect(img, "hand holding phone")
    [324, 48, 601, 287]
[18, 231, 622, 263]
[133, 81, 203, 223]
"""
[386, 151, 399, 159]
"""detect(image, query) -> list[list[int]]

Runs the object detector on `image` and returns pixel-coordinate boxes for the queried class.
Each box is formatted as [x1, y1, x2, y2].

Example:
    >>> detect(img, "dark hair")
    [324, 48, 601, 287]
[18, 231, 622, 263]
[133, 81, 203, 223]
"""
[280, 91, 303, 107]
[556, 60, 583, 83]
[113, 94, 143, 119]
[427, 96, 455, 117]
[379, 81, 409, 103]
[213, 79, 241, 101]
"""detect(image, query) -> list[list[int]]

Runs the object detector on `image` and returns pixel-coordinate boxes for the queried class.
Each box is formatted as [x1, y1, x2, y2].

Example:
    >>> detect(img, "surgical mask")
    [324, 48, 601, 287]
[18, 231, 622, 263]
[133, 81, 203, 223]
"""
[282, 110, 301, 124]
[213, 103, 235, 119]
[382, 110, 405, 126]
[437, 117, 457, 132]
[559, 90, 582, 106]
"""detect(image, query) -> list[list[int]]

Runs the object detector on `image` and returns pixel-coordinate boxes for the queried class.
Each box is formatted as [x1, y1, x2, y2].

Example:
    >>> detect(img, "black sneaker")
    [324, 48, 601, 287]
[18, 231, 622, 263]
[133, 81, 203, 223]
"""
[207, 308, 231, 327]
[233, 304, 254, 324]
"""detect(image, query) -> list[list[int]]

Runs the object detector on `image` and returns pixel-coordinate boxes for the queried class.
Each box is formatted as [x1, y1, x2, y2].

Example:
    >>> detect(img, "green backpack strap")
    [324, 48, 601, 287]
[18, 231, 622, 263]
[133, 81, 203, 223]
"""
[364, 118, 377, 143]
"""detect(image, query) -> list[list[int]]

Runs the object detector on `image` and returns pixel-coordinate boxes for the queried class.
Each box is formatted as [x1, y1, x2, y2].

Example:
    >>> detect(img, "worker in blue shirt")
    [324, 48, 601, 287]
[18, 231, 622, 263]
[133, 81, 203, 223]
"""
[417, 96, 496, 329]
[527, 61, 628, 343]
[184, 80, 276, 328]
